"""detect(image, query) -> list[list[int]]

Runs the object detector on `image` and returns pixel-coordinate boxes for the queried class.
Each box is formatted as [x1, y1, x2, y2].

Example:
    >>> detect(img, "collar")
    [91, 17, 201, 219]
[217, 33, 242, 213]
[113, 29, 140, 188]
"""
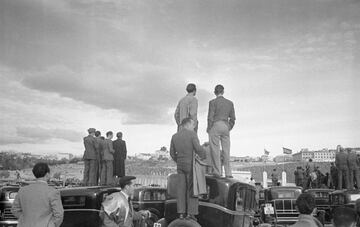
[298, 214, 315, 221]
[36, 179, 48, 184]
[216, 94, 224, 98]
[121, 191, 129, 200]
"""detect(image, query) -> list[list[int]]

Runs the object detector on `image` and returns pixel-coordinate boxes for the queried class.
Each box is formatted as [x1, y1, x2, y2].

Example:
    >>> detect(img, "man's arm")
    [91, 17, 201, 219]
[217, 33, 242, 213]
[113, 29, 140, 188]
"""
[174, 103, 180, 125]
[123, 141, 127, 159]
[109, 140, 115, 154]
[207, 101, 215, 133]
[192, 133, 206, 160]
[11, 191, 22, 218]
[50, 189, 64, 227]
[169, 137, 177, 162]
[229, 102, 236, 130]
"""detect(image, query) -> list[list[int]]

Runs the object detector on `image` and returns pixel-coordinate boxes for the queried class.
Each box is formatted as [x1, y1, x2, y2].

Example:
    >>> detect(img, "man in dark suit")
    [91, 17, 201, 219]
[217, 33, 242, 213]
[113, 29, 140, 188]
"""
[207, 84, 236, 178]
[12, 162, 64, 227]
[100, 131, 115, 186]
[95, 130, 103, 185]
[113, 132, 127, 178]
[348, 149, 360, 189]
[83, 128, 98, 186]
[336, 145, 349, 189]
[170, 117, 206, 221]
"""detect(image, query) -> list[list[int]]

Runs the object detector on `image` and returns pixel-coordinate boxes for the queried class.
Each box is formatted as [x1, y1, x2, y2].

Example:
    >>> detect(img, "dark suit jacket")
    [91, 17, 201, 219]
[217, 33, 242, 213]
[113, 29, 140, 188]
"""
[336, 152, 348, 170]
[348, 151, 359, 170]
[83, 135, 97, 160]
[170, 128, 206, 172]
[207, 96, 236, 132]
[11, 181, 64, 227]
[113, 139, 127, 160]
[102, 139, 115, 161]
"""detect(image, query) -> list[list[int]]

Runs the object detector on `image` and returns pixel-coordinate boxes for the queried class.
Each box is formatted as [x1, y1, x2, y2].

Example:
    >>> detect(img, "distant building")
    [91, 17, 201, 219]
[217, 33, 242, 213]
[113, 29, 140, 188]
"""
[292, 149, 314, 162]
[136, 153, 152, 160]
[273, 154, 293, 163]
[313, 149, 335, 162]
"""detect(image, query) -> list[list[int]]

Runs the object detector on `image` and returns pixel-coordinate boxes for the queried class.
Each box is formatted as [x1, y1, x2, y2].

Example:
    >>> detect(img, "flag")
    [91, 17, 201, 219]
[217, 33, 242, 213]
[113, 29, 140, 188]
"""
[264, 149, 270, 156]
[283, 147, 292, 154]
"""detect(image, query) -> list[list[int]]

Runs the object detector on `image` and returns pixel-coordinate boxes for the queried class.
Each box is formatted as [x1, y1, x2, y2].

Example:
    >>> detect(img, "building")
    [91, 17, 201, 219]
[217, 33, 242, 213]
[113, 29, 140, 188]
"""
[313, 149, 335, 162]
[273, 154, 293, 163]
[292, 149, 314, 162]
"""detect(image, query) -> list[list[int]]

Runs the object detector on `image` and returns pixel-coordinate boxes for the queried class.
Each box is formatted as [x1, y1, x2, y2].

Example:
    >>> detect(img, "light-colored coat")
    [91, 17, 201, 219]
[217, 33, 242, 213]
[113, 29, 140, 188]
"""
[11, 181, 64, 227]
[290, 214, 323, 227]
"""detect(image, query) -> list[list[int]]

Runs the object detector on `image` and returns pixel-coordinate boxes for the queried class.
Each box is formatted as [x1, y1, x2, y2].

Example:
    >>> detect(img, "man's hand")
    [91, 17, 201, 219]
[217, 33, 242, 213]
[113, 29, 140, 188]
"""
[139, 210, 151, 219]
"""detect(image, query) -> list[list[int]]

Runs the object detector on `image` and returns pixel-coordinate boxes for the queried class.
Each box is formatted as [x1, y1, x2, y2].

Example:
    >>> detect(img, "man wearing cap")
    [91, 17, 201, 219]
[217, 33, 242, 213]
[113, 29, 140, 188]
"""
[207, 84, 236, 178]
[83, 128, 98, 186]
[174, 83, 198, 132]
[170, 117, 206, 221]
[99, 176, 150, 227]
[113, 132, 127, 178]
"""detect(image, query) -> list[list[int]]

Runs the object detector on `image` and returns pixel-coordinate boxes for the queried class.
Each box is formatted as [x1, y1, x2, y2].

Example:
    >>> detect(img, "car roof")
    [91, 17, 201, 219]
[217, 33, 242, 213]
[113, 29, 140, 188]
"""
[305, 188, 334, 192]
[330, 189, 360, 195]
[205, 175, 255, 188]
[60, 186, 121, 196]
[269, 186, 302, 190]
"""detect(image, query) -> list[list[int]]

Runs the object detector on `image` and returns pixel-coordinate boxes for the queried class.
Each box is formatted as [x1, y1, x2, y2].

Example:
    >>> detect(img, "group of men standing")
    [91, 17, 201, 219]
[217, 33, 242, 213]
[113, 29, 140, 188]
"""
[170, 83, 236, 220]
[83, 129, 127, 186]
[334, 145, 360, 190]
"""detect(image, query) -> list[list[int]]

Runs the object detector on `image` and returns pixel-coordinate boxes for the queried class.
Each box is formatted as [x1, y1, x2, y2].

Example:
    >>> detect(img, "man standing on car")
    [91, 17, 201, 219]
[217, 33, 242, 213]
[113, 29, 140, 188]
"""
[336, 145, 349, 189]
[174, 83, 198, 132]
[83, 128, 98, 186]
[348, 149, 360, 189]
[170, 117, 206, 221]
[100, 131, 115, 186]
[207, 84, 235, 178]
[99, 176, 150, 227]
[113, 132, 127, 178]
[12, 162, 64, 227]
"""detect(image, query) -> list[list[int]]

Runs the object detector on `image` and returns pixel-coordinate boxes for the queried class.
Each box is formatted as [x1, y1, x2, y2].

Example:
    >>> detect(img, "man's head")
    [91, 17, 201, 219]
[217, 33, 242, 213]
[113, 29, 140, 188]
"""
[88, 128, 96, 136]
[214, 84, 224, 96]
[116, 132, 123, 139]
[295, 193, 316, 215]
[181, 117, 195, 131]
[186, 83, 196, 95]
[106, 131, 113, 139]
[333, 207, 357, 227]
[337, 145, 343, 152]
[119, 176, 136, 196]
[95, 131, 101, 137]
[32, 162, 50, 180]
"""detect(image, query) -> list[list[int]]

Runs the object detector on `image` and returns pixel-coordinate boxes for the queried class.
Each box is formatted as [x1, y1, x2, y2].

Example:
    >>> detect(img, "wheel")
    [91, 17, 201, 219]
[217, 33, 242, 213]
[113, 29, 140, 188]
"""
[168, 218, 201, 227]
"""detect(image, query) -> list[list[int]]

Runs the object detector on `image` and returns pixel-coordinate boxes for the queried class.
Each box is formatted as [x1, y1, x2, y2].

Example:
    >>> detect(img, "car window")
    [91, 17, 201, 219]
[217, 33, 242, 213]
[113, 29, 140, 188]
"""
[8, 192, 17, 200]
[62, 196, 86, 208]
[236, 188, 246, 211]
[271, 189, 301, 199]
[312, 191, 329, 199]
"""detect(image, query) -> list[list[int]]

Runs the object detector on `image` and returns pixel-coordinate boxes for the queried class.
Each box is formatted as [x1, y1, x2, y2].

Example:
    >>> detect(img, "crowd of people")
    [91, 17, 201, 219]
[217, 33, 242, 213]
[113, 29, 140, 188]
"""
[83, 129, 127, 186]
[292, 145, 360, 190]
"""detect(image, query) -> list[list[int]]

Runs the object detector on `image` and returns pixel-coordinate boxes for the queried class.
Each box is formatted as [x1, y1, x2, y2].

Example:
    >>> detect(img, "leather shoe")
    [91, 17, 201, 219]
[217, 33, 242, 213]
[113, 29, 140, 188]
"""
[186, 214, 197, 222]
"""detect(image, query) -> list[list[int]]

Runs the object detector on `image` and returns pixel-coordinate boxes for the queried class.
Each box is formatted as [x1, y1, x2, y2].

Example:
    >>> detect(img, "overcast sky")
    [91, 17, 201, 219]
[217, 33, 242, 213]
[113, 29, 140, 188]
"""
[0, 0, 359, 157]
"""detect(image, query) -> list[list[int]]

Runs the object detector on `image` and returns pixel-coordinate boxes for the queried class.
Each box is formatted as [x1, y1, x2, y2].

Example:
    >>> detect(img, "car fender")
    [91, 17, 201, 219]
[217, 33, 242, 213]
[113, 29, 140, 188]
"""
[168, 218, 201, 227]
[154, 218, 167, 227]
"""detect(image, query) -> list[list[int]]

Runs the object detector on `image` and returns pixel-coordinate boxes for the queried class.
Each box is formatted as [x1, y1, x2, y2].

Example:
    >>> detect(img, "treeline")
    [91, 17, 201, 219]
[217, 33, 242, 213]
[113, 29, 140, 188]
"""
[0, 152, 81, 170]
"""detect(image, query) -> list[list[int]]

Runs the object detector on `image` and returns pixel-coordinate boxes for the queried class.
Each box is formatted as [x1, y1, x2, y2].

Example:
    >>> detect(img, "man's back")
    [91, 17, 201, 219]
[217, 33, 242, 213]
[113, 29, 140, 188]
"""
[113, 139, 127, 159]
[207, 96, 235, 130]
[12, 182, 64, 227]
[83, 135, 97, 159]
[336, 152, 348, 168]
[174, 95, 198, 126]
[102, 139, 114, 160]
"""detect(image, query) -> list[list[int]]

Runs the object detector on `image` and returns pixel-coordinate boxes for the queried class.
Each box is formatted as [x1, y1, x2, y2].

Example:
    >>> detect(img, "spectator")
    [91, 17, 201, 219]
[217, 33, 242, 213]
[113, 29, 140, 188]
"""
[11, 162, 64, 227]
[290, 193, 323, 227]
[333, 207, 357, 227]
[355, 198, 360, 227]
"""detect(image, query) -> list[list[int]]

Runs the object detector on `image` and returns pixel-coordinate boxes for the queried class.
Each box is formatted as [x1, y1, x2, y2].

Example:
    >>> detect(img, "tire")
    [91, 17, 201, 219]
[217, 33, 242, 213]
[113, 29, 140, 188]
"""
[168, 218, 201, 227]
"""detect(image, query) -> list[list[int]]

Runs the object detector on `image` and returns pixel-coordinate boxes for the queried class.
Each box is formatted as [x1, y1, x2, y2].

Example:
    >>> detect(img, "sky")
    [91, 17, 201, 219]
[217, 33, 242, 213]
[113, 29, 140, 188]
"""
[0, 0, 359, 157]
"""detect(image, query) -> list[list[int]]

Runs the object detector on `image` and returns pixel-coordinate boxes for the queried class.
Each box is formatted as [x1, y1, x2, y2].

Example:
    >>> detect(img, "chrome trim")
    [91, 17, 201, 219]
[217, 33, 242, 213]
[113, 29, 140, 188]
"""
[133, 201, 165, 204]
[64, 209, 100, 212]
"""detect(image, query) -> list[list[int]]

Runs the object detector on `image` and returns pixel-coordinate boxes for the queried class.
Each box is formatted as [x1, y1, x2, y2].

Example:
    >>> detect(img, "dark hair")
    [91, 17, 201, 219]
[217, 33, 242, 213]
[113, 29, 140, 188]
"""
[296, 193, 316, 214]
[32, 162, 50, 178]
[120, 180, 132, 189]
[95, 131, 101, 137]
[186, 83, 196, 93]
[116, 132, 123, 138]
[106, 131, 113, 137]
[214, 84, 224, 95]
[333, 207, 357, 227]
[181, 117, 193, 126]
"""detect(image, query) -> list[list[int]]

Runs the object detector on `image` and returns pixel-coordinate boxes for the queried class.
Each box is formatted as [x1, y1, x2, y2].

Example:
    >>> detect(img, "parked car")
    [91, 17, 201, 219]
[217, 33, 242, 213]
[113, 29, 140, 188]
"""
[132, 186, 167, 221]
[155, 174, 258, 227]
[329, 189, 360, 214]
[60, 186, 121, 227]
[305, 188, 334, 223]
[0, 185, 20, 227]
[260, 186, 302, 226]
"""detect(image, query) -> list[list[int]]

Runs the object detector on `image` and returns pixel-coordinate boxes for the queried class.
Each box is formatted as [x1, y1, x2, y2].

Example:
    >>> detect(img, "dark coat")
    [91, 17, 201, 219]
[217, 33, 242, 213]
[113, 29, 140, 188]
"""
[207, 96, 236, 132]
[348, 151, 359, 170]
[170, 128, 206, 172]
[113, 139, 127, 177]
[336, 152, 348, 170]
[83, 135, 97, 160]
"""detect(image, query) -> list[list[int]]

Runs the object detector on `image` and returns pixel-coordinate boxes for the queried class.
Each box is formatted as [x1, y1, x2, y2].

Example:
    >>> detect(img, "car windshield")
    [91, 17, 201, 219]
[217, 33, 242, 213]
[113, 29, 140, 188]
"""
[310, 191, 329, 199]
[271, 189, 301, 199]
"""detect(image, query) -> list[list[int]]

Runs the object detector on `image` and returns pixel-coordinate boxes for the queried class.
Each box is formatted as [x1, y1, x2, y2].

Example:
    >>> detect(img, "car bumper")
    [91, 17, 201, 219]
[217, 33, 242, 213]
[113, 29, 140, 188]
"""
[0, 220, 18, 227]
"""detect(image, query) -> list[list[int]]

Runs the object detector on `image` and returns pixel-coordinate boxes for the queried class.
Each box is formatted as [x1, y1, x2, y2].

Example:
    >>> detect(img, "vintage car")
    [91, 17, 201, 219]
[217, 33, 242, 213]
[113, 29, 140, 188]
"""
[132, 186, 167, 221]
[60, 186, 121, 227]
[0, 185, 20, 227]
[155, 174, 258, 227]
[304, 188, 334, 223]
[260, 186, 302, 226]
[329, 189, 360, 214]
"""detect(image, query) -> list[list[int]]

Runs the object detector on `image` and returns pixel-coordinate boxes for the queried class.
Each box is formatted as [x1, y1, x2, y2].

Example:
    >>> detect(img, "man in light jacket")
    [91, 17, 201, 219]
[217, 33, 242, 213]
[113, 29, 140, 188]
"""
[100, 131, 115, 186]
[12, 162, 64, 227]
[174, 83, 198, 132]
[290, 193, 323, 227]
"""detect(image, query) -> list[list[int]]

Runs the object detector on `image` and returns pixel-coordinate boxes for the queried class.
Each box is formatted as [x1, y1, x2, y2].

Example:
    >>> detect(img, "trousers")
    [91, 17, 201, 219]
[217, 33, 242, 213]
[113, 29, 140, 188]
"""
[84, 159, 98, 186]
[209, 121, 231, 177]
[349, 168, 360, 189]
[338, 167, 349, 189]
[177, 169, 198, 215]
[100, 160, 114, 186]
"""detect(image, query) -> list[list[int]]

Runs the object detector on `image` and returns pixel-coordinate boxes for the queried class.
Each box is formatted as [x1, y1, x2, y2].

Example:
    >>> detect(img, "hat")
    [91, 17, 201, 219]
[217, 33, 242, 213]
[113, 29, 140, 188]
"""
[119, 176, 136, 188]
[88, 128, 96, 133]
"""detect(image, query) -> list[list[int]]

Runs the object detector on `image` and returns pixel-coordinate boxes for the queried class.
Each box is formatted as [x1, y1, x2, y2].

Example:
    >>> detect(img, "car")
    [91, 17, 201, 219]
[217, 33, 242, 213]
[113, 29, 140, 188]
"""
[60, 186, 121, 227]
[260, 186, 302, 226]
[304, 188, 334, 223]
[155, 174, 258, 227]
[329, 189, 360, 214]
[132, 186, 167, 222]
[0, 185, 20, 227]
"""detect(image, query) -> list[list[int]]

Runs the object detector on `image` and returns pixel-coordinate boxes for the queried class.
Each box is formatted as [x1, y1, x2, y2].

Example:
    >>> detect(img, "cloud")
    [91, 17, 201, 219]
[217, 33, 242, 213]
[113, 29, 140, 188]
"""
[16, 127, 83, 143]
